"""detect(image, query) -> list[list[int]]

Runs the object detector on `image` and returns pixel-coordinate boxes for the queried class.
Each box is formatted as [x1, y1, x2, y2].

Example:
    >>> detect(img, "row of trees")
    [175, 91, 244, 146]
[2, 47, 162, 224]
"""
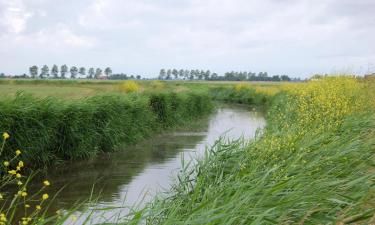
[28, 65, 113, 79]
[158, 69, 294, 81]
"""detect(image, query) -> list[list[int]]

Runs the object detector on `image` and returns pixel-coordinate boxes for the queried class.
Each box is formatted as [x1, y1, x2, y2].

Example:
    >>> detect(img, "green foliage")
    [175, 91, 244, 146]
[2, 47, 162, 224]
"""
[134, 79, 375, 224]
[0, 92, 213, 167]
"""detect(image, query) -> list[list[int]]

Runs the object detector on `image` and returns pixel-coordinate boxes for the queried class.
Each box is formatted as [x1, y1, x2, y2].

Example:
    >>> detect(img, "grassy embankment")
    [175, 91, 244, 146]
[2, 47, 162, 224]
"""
[0, 81, 213, 167]
[129, 77, 375, 224]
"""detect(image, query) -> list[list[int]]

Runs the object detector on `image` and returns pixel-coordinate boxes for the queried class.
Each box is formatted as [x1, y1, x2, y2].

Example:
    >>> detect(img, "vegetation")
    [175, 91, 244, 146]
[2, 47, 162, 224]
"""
[0, 77, 374, 224]
[158, 68, 296, 81]
[0, 91, 213, 167]
[130, 77, 375, 224]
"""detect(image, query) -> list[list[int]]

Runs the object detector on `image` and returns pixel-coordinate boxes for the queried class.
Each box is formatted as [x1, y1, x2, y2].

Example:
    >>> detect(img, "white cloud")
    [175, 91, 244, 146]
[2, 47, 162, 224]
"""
[0, 0, 374, 77]
[0, 0, 33, 34]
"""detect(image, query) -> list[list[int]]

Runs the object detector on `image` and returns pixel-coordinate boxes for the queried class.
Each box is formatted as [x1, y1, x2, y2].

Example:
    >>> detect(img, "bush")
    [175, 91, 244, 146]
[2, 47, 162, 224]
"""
[119, 80, 140, 93]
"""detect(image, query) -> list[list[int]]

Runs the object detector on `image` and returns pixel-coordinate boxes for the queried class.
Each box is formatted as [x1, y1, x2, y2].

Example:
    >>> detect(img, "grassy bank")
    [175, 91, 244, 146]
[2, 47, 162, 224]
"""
[132, 77, 375, 224]
[0, 91, 213, 167]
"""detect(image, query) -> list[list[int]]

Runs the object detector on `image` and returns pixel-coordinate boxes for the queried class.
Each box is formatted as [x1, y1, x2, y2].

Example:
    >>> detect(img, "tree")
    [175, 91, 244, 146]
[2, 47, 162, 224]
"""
[179, 69, 184, 79]
[172, 69, 178, 79]
[70, 66, 78, 79]
[104, 67, 112, 77]
[272, 75, 281, 81]
[95, 68, 102, 79]
[29, 66, 38, 78]
[281, 75, 291, 81]
[136, 75, 141, 79]
[189, 70, 195, 80]
[204, 70, 211, 80]
[79, 67, 86, 78]
[166, 69, 172, 80]
[184, 70, 190, 80]
[61, 65, 68, 79]
[51, 65, 59, 78]
[159, 69, 166, 80]
[88, 68, 95, 79]
[40, 65, 49, 79]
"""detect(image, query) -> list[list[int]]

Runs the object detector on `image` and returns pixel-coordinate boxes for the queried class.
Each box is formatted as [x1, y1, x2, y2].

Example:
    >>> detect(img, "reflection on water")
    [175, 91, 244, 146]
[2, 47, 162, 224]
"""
[29, 105, 265, 223]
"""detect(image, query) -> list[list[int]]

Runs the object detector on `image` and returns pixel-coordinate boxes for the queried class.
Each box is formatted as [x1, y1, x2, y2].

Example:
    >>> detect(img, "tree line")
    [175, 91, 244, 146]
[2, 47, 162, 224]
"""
[158, 69, 296, 81]
[28, 65, 113, 79]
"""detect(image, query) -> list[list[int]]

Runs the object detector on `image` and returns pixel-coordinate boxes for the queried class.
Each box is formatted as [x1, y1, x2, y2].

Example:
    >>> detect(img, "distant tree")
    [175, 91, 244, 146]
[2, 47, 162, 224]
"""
[184, 70, 190, 80]
[79, 67, 86, 78]
[166, 69, 172, 80]
[51, 65, 59, 78]
[281, 75, 291, 81]
[172, 69, 178, 79]
[88, 67, 95, 79]
[211, 73, 218, 80]
[197, 70, 203, 80]
[29, 65, 38, 78]
[272, 75, 281, 81]
[178, 69, 184, 79]
[70, 66, 78, 79]
[95, 68, 102, 79]
[0, 73, 5, 78]
[159, 69, 166, 80]
[61, 65, 68, 79]
[104, 67, 112, 77]
[204, 70, 211, 80]
[130, 75, 135, 79]
[189, 70, 195, 80]
[136, 75, 141, 79]
[40, 65, 49, 79]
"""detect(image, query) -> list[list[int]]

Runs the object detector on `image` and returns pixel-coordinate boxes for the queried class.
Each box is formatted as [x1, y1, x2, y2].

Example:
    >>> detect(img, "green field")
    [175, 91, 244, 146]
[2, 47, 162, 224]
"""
[0, 77, 374, 224]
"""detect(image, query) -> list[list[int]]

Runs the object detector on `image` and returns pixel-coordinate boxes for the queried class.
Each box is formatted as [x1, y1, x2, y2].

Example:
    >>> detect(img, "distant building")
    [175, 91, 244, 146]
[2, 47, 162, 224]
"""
[98, 75, 108, 80]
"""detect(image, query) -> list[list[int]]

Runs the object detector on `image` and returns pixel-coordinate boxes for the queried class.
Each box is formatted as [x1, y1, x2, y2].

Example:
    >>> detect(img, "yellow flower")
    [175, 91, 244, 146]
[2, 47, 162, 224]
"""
[43, 180, 50, 186]
[0, 213, 6, 222]
[42, 194, 49, 200]
[21, 192, 27, 197]
[17, 181, 23, 186]
[3, 161, 9, 167]
[0, 193, 3, 199]
[36, 205, 41, 210]
[16, 173, 22, 178]
[25, 204, 30, 208]
[8, 170, 16, 175]
[2, 132, 9, 140]
[15, 150, 21, 156]
[18, 161, 24, 168]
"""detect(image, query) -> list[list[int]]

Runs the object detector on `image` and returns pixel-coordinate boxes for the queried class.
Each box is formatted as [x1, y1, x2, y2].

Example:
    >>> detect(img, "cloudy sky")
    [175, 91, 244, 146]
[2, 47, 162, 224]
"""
[0, 0, 374, 78]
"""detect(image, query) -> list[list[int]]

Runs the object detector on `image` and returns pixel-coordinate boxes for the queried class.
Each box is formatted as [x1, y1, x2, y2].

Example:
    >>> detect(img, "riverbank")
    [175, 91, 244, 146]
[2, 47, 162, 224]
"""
[131, 77, 375, 224]
[0, 91, 213, 167]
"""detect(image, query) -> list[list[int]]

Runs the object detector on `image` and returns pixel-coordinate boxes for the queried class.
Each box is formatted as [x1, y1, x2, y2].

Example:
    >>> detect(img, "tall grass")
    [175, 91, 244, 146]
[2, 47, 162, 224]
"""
[132, 77, 375, 224]
[0, 91, 213, 167]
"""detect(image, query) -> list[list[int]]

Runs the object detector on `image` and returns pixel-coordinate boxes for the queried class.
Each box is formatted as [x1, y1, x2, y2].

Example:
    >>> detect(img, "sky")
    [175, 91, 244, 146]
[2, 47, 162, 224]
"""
[0, 0, 374, 78]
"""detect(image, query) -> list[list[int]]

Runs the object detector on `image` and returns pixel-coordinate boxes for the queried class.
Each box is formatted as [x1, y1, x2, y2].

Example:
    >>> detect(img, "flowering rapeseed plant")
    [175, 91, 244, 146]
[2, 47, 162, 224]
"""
[0, 132, 51, 225]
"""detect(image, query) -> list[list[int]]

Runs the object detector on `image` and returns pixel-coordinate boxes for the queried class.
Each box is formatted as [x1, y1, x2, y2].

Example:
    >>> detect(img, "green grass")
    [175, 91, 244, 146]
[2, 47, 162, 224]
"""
[0, 91, 213, 167]
[125, 79, 375, 224]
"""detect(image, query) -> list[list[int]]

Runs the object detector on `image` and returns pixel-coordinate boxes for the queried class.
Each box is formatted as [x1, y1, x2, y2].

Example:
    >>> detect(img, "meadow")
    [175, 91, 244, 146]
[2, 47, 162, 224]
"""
[0, 77, 374, 224]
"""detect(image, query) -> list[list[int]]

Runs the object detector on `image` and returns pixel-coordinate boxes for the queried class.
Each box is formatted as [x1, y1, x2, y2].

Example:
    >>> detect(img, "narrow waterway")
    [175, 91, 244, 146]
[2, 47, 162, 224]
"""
[31, 105, 265, 224]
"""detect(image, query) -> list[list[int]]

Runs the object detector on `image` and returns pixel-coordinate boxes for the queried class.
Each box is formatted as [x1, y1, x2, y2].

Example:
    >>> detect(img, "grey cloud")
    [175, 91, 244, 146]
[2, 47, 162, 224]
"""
[0, 0, 374, 77]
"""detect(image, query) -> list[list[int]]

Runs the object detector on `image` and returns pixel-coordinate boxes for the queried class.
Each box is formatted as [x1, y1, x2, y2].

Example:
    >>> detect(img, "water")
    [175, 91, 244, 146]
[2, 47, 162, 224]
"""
[30, 105, 265, 223]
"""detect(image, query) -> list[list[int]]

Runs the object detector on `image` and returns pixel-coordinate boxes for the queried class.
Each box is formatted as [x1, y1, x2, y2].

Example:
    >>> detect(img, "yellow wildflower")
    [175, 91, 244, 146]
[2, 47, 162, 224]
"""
[18, 161, 24, 168]
[43, 180, 50, 186]
[2, 132, 9, 140]
[36, 205, 41, 210]
[3, 161, 9, 167]
[15, 150, 21, 156]
[42, 194, 49, 200]
[16, 173, 22, 178]
[21, 192, 27, 197]
[8, 170, 16, 175]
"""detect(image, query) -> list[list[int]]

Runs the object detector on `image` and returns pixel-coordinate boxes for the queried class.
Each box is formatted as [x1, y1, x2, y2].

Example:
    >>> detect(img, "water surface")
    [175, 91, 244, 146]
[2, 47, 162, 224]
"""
[31, 105, 265, 223]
